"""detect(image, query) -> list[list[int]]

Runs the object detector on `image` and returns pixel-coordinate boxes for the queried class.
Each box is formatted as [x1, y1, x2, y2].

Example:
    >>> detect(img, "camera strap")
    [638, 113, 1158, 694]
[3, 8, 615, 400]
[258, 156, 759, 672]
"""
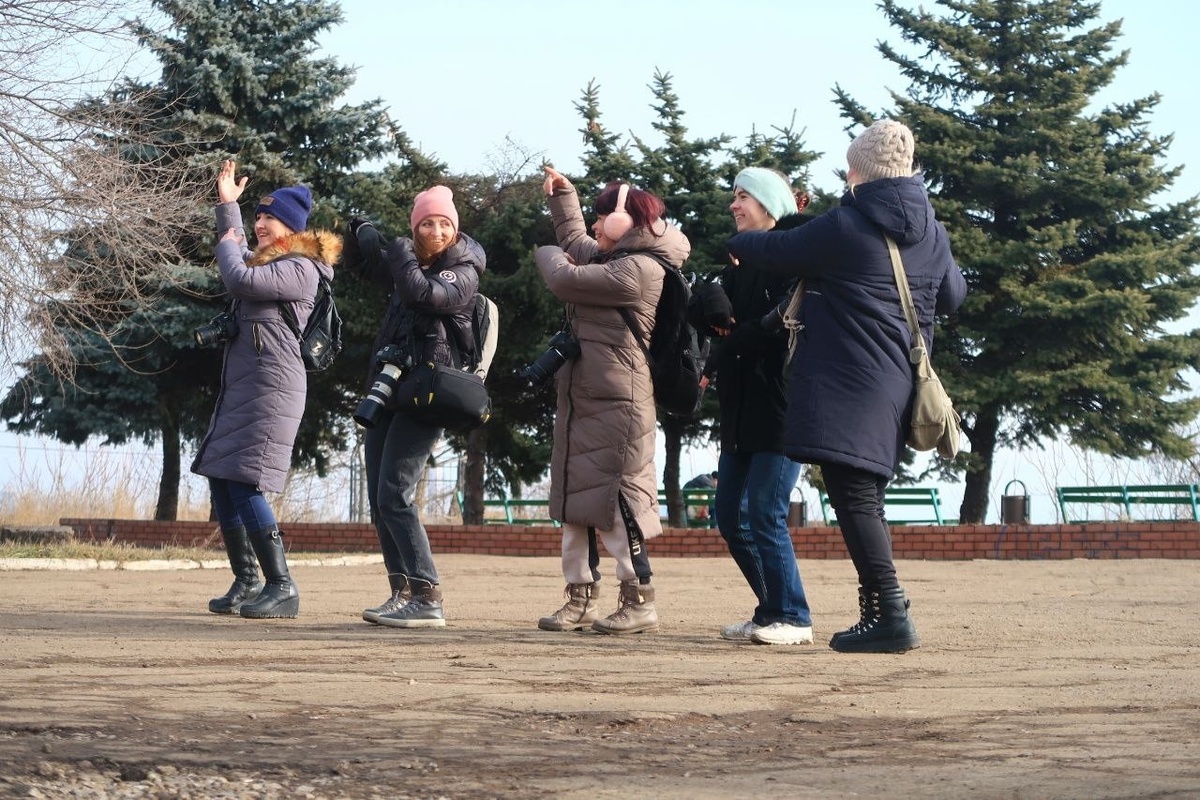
[585, 527, 601, 583]
[617, 492, 653, 582]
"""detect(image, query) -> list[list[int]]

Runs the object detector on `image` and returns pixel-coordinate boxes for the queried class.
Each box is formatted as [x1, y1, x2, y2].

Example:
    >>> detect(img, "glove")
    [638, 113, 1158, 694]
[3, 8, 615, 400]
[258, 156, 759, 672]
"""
[722, 318, 763, 356]
[340, 222, 363, 267]
[348, 216, 375, 238]
[344, 217, 389, 278]
[695, 281, 733, 331]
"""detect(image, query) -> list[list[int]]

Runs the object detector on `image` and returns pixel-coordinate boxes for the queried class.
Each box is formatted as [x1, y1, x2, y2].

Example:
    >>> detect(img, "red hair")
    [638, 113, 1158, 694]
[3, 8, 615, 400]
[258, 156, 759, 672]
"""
[593, 181, 666, 229]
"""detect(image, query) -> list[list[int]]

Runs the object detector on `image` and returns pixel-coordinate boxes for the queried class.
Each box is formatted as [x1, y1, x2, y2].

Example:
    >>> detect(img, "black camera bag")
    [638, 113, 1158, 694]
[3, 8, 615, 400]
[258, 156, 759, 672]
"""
[385, 291, 496, 432]
[394, 361, 491, 432]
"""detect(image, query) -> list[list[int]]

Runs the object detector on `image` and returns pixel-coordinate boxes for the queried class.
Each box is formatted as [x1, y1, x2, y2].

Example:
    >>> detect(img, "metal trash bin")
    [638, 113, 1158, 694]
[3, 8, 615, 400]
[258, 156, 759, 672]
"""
[1001, 480, 1030, 524]
[787, 500, 807, 528]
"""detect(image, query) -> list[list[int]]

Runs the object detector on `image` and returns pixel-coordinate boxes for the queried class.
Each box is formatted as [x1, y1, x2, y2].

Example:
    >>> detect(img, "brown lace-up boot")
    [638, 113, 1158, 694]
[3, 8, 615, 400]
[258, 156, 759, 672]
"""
[538, 582, 600, 631]
[591, 580, 659, 635]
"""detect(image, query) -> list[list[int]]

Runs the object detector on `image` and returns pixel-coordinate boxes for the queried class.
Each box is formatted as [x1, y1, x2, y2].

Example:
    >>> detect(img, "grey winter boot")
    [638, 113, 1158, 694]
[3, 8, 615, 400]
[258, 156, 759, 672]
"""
[363, 573, 411, 624]
[378, 578, 445, 629]
[239, 527, 300, 619]
[592, 580, 659, 635]
[208, 525, 263, 615]
[538, 582, 600, 631]
[830, 586, 920, 653]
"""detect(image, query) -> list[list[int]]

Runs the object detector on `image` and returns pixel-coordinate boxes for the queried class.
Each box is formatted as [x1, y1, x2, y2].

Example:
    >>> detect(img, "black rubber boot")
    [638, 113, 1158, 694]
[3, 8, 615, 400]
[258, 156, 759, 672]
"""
[239, 527, 300, 619]
[208, 526, 263, 615]
[830, 587, 920, 653]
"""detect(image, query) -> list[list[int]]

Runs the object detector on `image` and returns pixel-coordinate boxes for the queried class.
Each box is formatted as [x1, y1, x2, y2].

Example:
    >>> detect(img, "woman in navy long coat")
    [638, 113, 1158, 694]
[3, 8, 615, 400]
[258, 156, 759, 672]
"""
[727, 120, 967, 653]
[193, 160, 340, 620]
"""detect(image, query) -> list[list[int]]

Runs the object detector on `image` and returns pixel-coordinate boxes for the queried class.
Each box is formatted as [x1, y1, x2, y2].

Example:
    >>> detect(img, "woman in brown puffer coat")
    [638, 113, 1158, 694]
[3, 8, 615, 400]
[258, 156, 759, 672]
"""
[534, 166, 691, 635]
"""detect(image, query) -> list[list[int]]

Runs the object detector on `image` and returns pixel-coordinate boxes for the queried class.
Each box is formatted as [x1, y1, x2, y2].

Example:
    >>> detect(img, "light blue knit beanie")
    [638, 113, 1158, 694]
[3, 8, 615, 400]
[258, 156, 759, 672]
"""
[733, 167, 798, 222]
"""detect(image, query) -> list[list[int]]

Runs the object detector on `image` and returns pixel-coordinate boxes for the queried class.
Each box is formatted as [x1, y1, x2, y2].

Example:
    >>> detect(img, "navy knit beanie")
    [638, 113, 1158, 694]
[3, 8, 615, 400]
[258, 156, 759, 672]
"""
[256, 185, 312, 232]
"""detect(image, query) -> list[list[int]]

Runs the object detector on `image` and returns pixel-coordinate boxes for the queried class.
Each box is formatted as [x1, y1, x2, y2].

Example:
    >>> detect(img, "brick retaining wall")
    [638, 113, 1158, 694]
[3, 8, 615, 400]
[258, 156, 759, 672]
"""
[59, 518, 1200, 559]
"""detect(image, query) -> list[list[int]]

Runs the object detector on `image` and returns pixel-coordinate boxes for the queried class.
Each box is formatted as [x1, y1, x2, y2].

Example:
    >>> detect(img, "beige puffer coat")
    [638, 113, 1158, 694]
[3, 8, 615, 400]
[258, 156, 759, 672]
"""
[535, 185, 692, 537]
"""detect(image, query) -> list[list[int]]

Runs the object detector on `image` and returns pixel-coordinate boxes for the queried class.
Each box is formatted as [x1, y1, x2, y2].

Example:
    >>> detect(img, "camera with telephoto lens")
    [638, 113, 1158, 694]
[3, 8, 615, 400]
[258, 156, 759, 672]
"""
[193, 311, 239, 348]
[520, 330, 581, 387]
[353, 344, 413, 429]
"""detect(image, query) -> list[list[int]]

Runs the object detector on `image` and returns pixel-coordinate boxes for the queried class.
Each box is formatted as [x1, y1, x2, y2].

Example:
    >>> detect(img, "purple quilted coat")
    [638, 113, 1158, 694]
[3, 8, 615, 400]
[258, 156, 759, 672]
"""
[191, 202, 341, 493]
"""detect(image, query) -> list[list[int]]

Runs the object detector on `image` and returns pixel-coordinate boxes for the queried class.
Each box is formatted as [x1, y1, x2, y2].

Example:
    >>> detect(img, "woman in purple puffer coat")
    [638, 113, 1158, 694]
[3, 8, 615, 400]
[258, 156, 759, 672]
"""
[192, 160, 340, 620]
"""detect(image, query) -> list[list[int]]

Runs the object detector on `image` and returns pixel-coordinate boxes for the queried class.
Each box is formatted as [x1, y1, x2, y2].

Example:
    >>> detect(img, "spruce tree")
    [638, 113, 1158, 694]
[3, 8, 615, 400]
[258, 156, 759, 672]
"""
[836, 0, 1200, 522]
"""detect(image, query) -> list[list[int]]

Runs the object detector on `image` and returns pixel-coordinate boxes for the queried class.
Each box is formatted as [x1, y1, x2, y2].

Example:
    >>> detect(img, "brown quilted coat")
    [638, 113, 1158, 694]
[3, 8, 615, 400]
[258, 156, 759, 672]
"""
[535, 185, 692, 537]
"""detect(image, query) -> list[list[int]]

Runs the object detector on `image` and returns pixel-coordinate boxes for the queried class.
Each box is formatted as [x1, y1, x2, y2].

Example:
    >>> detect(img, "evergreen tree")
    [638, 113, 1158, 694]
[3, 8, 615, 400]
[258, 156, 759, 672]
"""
[2, 0, 400, 519]
[457, 176, 562, 520]
[836, 0, 1200, 522]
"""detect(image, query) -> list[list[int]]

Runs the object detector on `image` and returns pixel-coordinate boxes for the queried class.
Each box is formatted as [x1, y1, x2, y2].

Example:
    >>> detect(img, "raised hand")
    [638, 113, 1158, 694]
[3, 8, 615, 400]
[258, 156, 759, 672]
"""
[217, 159, 248, 204]
[542, 165, 572, 196]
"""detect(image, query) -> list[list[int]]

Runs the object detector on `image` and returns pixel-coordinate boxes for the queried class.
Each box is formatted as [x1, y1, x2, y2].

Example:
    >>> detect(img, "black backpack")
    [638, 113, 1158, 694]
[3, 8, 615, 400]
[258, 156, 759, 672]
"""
[280, 275, 343, 372]
[617, 252, 707, 417]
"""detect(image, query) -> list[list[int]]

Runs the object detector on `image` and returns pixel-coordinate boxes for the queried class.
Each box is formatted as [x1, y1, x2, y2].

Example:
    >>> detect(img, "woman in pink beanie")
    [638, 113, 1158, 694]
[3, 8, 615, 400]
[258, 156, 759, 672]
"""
[349, 184, 486, 630]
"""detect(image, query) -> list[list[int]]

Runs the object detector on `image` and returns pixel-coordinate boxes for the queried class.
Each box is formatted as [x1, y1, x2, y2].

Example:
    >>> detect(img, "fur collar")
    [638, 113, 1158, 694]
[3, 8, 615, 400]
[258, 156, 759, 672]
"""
[247, 229, 343, 267]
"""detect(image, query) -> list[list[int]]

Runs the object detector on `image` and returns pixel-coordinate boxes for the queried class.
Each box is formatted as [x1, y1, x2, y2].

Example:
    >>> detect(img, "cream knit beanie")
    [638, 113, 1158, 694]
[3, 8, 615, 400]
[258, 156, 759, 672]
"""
[846, 119, 915, 182]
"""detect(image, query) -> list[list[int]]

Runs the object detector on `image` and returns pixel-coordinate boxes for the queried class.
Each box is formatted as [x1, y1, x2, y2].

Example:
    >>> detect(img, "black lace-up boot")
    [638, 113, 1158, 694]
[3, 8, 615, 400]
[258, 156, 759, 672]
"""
[830, 587, 919, 653]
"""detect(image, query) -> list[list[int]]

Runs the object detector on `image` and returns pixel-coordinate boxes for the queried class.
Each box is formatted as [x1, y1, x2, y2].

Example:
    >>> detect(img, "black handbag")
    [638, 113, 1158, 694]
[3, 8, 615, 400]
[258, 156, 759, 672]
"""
[394, 361, 491, 433]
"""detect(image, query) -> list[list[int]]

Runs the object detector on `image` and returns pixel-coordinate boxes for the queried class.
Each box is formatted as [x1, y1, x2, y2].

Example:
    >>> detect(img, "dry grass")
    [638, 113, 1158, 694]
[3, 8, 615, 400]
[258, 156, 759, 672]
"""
[0, 540, 219, 562]
[0, 438, 210, 524]
[0, 540, 367, 563]
[0, 435, 463, 525]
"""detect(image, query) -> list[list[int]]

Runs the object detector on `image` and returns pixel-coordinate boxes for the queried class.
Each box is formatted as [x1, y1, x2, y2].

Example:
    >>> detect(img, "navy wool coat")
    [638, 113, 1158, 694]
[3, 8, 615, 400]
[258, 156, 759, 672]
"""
[726, 175, 967, 479]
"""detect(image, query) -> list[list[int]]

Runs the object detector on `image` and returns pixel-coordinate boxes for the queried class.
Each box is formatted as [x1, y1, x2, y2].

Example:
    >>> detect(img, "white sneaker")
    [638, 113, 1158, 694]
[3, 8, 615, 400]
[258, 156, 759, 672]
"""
[720, 619, 760, 641]
[750, 622, 814, 645]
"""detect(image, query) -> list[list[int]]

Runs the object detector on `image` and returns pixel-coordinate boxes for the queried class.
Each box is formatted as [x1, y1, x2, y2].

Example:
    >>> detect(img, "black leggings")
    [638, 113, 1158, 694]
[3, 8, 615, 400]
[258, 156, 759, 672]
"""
[820, 462, 899, 592]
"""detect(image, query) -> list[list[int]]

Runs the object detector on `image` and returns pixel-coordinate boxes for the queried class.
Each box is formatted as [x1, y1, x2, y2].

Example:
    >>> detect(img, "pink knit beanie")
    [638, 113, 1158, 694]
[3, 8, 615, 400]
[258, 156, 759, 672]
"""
[410, 185, 459, 233]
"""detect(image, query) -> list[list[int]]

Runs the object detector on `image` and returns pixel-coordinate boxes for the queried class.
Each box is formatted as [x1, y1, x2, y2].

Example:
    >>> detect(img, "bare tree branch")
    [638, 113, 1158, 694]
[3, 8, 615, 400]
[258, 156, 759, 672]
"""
[0, 0, 209, 380]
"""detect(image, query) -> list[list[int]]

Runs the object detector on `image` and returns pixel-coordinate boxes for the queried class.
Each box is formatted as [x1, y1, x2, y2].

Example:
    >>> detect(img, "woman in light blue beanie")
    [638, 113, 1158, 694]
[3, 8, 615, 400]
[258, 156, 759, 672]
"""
[733, 167, 799, 227]
[687, 166, 815, 646]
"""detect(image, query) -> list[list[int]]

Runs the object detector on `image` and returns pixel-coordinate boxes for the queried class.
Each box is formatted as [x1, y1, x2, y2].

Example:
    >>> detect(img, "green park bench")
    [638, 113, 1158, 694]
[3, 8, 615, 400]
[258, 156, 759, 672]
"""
[819, 486, 950, 525]
[658, 488, 717, 527]
[1056, 484, 1200, 523]
[459, 494, 560, 526]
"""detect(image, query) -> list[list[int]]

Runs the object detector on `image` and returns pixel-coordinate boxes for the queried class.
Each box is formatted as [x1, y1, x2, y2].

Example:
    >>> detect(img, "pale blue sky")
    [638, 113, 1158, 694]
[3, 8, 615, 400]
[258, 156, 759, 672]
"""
[323, 0, 1199, 205]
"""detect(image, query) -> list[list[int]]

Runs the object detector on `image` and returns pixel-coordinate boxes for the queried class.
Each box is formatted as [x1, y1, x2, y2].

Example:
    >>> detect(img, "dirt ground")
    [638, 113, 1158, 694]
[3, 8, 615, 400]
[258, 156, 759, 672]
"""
[0, 554, 1197, 799]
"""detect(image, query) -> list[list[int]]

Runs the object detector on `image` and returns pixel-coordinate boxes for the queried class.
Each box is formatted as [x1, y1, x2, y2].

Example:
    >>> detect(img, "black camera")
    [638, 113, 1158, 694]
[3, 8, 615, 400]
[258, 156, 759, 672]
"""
[353, 344, 413, 429]
[193, 311, 239, 348]
[520, 330, 581, 387]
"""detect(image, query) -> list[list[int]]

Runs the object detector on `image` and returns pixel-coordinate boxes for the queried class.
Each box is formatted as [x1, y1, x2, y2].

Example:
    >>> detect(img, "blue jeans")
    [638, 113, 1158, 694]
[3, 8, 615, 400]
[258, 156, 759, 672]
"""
[209, 478, 276, 531]
[714, 451, 811, 626]
[364, 408, 443, 585]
